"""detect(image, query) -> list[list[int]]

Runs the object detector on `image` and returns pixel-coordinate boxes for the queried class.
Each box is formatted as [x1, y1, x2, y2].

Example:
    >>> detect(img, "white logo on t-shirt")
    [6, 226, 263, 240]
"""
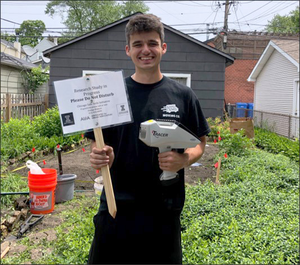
[161, 104, 179, 113]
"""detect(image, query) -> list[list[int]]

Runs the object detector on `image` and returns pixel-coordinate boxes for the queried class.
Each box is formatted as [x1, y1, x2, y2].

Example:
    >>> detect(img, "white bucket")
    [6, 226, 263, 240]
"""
[94, 176, 103, 195]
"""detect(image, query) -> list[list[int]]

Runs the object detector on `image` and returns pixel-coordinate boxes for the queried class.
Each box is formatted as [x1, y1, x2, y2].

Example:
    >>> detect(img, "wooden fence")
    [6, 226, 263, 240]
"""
[1, 93, 49, 122]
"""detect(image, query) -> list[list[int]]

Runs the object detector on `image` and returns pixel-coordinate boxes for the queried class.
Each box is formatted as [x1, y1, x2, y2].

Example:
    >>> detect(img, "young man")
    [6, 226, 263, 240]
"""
[85, 14, 210, 264]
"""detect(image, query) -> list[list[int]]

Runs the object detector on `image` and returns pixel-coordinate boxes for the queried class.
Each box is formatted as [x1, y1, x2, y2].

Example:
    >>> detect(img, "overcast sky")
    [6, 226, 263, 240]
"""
[1, 1, 299, 42]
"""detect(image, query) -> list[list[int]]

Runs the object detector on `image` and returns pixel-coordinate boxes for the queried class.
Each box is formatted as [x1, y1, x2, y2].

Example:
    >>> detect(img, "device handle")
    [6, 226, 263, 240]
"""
[158, 146, 178, 181]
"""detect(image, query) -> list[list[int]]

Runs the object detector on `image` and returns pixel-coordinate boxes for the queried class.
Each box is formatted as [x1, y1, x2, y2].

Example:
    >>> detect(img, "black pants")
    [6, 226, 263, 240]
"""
[88, 202, 182, 264]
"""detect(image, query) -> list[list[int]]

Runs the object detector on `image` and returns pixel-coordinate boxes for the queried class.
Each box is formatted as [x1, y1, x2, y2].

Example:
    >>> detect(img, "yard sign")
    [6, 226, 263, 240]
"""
[54, 71, 133, 218]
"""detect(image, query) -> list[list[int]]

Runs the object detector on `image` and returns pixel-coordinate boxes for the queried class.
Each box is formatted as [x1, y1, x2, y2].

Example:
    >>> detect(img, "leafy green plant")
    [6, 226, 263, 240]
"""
[254, 127, 299, 162]
[1, 117, 39, 160]
[32, 106, 62, 137]
[0, 173, 29, 206]
[218, 129, 254, 157]
[181, 149, 299, 264]
[1, 108, 83, 163]
[21, 65, 49, 94]
[207, 117, 230, 139]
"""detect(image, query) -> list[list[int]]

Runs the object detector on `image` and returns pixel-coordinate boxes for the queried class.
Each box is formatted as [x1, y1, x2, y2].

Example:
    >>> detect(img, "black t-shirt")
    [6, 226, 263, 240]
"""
[85, 76, 210, 211]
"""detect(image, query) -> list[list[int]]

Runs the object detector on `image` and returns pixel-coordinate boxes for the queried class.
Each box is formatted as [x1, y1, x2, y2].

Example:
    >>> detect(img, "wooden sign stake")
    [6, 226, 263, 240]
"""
[1, 246, 10, 259]
[93, 127, 117, 218]
[215, 157, 221, 185]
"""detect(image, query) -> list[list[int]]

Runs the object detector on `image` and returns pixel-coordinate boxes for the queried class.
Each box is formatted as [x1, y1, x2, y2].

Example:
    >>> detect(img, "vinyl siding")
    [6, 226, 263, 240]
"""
[254, 49, 298, 115]
[1, 65, 48, 94]
[253, 49, 299, 137]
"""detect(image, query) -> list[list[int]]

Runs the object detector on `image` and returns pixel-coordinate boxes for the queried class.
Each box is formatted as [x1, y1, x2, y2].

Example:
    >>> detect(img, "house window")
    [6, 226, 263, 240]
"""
[163, 73, 191, 87]
[83, 71, 192, 88]
[82, 70, 109, 76]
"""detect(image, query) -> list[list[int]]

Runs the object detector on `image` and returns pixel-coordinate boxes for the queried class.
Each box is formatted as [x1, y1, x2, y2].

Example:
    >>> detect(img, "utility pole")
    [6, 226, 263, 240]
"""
[206, 23, 210, 40]
[222, 0, 233, 50]
[223, 0, 230, 33]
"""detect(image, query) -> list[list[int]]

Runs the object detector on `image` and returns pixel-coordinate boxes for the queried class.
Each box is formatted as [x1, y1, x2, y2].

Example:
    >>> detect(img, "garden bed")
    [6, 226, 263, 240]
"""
[1, 142, 220, 263]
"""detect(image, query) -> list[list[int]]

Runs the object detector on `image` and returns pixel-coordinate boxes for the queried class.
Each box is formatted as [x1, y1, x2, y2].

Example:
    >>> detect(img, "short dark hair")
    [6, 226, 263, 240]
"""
[125, 14, 165, 46]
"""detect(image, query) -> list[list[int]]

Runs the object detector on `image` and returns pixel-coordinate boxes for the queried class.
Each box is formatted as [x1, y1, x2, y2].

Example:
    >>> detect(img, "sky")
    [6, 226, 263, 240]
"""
[1, 1, 299, 42]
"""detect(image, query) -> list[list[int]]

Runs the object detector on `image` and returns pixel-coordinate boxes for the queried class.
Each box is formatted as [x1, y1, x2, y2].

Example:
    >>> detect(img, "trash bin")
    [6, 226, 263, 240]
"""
[236, 102, 247, 117]
[247, 103, 254, 118]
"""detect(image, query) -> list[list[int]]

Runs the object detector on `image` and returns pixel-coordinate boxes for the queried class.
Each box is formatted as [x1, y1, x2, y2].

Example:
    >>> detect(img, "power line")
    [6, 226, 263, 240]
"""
[1, 18, 21, 25]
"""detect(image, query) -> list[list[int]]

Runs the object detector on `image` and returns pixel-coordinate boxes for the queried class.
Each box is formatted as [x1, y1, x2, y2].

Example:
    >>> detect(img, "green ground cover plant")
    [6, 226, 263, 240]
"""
[181, 136, 299, 264]
[254, 127, 299, 162]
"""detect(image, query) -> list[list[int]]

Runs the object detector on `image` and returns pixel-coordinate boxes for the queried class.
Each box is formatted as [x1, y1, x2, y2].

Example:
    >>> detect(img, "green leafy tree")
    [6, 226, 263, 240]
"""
[21, 65, 50, 94]
[45, 0, 149, 43]
[1, 32, 16, 43]
[15, 20, 46, 47]
[265, 6, 299, 33]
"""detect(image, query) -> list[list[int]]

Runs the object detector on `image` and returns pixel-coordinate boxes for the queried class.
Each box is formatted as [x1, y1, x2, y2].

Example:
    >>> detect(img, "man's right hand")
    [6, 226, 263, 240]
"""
[89, 141, 115, 169]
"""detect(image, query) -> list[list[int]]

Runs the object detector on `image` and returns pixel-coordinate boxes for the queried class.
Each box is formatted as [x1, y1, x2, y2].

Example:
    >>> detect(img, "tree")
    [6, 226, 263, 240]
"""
[265, 6, 299, 34]
[21, 65, 50, 94]
[45, 0, 149, 42]
[15, 20, 46, 47]
[1, 32, 16, 43]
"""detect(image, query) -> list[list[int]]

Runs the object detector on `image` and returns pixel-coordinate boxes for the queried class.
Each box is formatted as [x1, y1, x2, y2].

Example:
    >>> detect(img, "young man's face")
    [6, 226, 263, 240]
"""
[125, 31, 167, 73]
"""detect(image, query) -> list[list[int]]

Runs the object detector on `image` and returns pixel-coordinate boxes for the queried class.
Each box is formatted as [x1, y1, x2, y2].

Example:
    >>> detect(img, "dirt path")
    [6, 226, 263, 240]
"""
[10, 142, 219, 189]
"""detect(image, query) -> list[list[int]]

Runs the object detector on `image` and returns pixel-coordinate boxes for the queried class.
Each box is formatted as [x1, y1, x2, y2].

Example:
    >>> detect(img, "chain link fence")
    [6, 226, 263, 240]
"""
[226, 104, 299, 139]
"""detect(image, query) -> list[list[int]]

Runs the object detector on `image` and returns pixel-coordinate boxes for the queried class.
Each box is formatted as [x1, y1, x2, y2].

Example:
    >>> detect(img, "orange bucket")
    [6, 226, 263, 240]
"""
[28, 168, 57, 214]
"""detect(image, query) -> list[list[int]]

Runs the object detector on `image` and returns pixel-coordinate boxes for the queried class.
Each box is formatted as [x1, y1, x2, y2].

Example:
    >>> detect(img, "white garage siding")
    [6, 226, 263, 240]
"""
[254, 49, 298, 116]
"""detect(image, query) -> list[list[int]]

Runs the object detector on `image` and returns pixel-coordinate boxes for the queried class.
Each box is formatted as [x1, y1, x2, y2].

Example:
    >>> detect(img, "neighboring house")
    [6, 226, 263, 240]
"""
[1, 38, 50, 94]
[25, 38, 57, 68]
[1, 39, 26, 60]
[1, 52, 47, 94]
[44, 13, 234, 118]
[248, 39, 299, 138]
[206, 31, 299, 108]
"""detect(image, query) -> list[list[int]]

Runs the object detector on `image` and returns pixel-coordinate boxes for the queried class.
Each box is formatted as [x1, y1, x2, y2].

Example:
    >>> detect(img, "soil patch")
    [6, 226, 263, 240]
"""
[10, 142, 219, 189]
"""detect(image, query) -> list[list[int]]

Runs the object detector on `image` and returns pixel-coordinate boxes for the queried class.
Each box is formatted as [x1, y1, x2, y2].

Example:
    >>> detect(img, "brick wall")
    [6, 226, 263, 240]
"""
[225, 60, 257, 104]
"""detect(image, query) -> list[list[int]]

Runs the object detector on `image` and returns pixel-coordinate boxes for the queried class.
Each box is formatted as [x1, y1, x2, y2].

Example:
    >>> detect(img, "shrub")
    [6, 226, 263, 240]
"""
[32, 106, 62, 138]
[207, 117, 230, 139]
[218, 129, 254, 157]
[1, 108, 83, 163]
[1, 117, 39, 159]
